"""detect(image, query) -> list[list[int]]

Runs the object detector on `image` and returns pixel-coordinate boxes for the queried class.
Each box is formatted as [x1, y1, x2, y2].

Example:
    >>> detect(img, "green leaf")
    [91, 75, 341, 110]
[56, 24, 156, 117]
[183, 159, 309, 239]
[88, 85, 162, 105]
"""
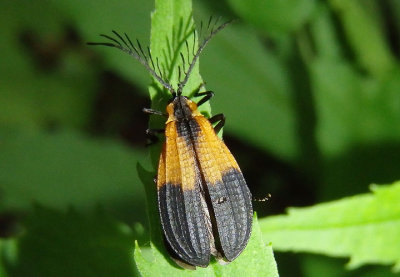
[135, 215, 278, 276]
[0, 1, 98, 131]
[199, 21, 298, 160]
[0, 128, 146, 223]
[2, 206, 139, 277]
[309, 5, 342, 61]
[0, 240, 8, 277]
[310, 60, 400, 158]
[227, 0, 316, 34]
[149, 0, 208, 115]
[300, 254, 395, 277]
[52, 0, 154, 91]
[259, 181, 400, 271]
[328, 0, 395, 77]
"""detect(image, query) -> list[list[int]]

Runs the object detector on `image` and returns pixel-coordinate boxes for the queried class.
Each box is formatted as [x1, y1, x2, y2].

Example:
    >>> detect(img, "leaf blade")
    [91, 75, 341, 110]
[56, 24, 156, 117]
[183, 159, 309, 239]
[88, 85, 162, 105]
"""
[260, 181, 400, 271]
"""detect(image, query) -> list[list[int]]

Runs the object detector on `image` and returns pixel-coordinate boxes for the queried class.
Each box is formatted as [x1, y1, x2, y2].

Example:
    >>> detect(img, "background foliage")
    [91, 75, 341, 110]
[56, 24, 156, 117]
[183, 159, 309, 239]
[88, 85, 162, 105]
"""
[1, 0, 400, 276]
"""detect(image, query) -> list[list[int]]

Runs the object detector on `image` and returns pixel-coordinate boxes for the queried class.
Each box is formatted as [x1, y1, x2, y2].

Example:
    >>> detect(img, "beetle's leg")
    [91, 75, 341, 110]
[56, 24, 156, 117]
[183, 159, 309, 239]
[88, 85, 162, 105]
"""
[145, 128, 165, 146]
[143, 108, 167, 117]
[209, 113, 225, 134]
[195, 91, 215, 107]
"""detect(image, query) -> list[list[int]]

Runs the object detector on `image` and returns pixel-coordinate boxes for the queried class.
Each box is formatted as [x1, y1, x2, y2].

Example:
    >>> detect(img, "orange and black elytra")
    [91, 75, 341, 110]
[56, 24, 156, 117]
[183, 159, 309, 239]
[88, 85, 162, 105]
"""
[88, 17, 253, 268]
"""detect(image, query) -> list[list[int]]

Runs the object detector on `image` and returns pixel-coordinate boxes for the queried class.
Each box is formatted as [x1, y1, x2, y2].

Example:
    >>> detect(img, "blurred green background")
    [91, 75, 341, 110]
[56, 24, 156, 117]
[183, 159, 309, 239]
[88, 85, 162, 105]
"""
[1, 0, 400, 276]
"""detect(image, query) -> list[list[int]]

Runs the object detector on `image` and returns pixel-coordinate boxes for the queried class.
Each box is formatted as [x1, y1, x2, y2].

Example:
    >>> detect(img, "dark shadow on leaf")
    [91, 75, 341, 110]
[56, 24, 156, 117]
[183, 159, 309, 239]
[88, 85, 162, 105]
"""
[321, 141, 400, 200]
[287, 38, 320, 202]
[4, 205, 139, 277]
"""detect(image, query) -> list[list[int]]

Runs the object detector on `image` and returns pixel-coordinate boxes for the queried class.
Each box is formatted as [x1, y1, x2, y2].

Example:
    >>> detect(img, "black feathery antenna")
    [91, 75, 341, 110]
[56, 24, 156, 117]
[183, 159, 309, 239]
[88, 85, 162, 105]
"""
[87, 17, 233, 97]
[87, 31, 176, 95]
[177, 18, 233, 95]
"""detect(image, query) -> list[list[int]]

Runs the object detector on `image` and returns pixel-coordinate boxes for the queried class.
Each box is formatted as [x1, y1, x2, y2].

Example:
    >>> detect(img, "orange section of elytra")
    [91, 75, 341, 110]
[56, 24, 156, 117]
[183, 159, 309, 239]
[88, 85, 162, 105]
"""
[160, 97, 238, 190]
[175, 134, 197, 191]
[165, 102, 176, 124]
[156, 143, 167, 188]
[193, 116, 241, 185]
[160, 121, 197, 191]
[159, 121, 180, 187]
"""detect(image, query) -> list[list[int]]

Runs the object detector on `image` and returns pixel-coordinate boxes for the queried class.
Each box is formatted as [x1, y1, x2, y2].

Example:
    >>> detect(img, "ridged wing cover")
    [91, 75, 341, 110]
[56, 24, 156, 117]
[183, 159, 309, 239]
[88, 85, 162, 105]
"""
[193, 116, 253, 261]
[157, 120, 211, 267]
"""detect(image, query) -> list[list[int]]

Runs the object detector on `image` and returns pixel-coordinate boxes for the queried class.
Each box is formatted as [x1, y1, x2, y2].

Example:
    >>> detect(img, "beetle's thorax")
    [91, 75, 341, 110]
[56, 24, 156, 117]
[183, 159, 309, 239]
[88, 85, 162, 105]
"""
[166, 95, 202, 124]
